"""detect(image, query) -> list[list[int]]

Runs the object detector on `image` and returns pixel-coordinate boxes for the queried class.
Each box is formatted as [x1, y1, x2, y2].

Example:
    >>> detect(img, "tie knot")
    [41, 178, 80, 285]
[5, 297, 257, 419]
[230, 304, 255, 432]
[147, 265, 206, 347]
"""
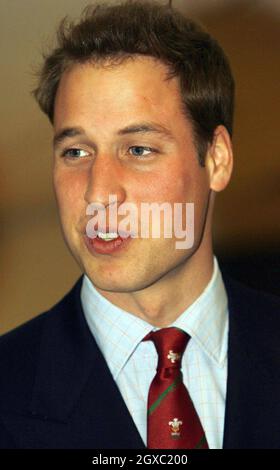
[143, 327, 190, 370]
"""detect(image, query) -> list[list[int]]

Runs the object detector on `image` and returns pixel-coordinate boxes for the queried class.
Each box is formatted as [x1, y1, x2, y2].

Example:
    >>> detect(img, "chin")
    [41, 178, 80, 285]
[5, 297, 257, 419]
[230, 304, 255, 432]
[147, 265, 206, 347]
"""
[88, 278, 135, 293]
[84, 267, 153, 294]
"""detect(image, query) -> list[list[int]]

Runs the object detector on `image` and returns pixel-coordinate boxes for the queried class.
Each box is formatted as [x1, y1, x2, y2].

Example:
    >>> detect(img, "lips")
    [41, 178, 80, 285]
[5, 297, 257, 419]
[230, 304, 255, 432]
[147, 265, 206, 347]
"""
[84, 232, 132, 255]
[83, 219, 137, 254]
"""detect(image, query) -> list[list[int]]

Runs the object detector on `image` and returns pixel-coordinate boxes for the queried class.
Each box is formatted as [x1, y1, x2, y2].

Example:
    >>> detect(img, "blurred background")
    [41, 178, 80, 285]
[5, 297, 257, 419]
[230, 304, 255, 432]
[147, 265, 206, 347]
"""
[1, 0, 279, 335]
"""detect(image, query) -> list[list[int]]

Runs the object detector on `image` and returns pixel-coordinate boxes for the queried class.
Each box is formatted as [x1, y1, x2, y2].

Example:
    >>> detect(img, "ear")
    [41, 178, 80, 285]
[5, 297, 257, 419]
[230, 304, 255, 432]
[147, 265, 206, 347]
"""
[205, 125, 233, 192]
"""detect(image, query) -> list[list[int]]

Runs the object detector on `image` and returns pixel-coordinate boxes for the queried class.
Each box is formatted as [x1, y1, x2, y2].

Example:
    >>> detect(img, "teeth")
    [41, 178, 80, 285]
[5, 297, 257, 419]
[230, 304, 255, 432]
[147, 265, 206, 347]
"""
[97, 231, 119, 241]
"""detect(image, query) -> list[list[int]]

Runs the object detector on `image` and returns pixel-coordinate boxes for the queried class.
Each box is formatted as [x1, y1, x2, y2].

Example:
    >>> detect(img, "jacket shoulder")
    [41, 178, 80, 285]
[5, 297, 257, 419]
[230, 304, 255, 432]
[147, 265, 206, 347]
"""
[0, 276, 83, 347]
[0, 277, 83, 409]
[223, 272, 280, 313]
[222, 272, 280, 346]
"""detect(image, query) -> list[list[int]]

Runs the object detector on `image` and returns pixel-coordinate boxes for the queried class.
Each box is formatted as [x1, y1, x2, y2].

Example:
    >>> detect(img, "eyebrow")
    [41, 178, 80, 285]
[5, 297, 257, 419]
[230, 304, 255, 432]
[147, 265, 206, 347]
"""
[117, 122, 174, 140]
[53, 127, 85, 148]
[53, 121, 174, 148]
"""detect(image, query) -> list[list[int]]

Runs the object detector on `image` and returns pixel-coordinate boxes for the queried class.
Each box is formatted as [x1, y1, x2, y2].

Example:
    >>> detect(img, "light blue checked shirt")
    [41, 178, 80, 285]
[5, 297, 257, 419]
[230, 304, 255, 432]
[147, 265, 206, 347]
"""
[81, 256, 228, 449]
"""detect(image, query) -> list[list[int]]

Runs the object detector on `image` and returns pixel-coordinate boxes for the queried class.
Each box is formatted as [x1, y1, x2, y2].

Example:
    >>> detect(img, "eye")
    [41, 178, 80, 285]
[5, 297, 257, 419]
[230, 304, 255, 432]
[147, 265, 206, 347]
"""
[128, 146, 155, 158]
[62, 148, 90, 158]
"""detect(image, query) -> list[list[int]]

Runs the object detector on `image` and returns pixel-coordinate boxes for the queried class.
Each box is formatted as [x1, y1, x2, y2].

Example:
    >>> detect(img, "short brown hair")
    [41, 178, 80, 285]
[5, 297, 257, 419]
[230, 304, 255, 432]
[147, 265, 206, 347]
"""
[33, 0, 235, 166]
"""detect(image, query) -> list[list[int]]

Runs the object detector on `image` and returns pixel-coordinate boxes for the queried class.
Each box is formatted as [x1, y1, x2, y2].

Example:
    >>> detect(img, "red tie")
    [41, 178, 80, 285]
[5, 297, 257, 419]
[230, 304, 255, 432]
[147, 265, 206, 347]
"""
[143, 327, 209, 449]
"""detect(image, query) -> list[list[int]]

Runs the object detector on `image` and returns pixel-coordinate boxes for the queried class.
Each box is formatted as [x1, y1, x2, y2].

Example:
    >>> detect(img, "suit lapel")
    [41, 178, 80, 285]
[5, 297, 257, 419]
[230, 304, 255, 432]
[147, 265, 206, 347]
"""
[222, 275, 280, 449]
[29, 277, 145, 448]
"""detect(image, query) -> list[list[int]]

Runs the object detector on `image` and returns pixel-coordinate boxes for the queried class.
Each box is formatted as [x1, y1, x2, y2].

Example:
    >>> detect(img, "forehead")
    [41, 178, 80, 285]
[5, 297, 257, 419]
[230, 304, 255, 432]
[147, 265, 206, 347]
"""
[53, 56, 186, 130]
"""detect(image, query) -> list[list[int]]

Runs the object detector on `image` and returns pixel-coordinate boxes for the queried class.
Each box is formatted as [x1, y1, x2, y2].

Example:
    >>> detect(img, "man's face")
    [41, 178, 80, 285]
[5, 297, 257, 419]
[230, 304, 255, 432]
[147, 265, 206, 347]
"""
[53, 56, 211, 293]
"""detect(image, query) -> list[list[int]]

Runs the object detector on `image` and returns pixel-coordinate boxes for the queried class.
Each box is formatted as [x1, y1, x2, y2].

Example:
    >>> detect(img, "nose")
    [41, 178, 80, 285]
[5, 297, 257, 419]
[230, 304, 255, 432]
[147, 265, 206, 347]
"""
[84, 153, 126, 210]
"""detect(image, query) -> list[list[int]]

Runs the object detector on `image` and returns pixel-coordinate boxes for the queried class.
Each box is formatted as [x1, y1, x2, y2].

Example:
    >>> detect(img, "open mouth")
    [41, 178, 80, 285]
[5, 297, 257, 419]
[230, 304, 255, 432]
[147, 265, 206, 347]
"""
[97, 232, 120, 242]
[84, 230, 132, 255]
[96, 231, 120, 242]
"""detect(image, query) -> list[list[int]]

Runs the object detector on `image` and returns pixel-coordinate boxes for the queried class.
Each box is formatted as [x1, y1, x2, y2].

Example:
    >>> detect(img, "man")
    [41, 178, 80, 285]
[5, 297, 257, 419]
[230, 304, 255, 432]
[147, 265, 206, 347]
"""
[0, 1, 279, 449]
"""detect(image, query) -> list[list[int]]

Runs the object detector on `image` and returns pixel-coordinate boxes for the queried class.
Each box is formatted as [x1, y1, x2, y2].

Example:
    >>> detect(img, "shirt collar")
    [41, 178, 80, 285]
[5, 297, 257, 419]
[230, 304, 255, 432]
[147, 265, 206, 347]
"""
[81, 256, 228, 380]
[171, 257, 228, 367]
[81, 276, 152, 380]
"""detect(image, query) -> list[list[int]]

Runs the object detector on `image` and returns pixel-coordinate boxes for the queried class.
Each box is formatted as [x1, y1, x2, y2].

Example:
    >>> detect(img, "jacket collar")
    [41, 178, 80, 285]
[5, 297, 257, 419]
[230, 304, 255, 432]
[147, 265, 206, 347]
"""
[29, 276, 145, 448]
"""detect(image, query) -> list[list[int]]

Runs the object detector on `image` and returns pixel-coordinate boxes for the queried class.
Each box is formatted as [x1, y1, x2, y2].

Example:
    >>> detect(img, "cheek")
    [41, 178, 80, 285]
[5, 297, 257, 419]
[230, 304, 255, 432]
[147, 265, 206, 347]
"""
[128, 162, 195, 204]
[53, 169, 86, 217]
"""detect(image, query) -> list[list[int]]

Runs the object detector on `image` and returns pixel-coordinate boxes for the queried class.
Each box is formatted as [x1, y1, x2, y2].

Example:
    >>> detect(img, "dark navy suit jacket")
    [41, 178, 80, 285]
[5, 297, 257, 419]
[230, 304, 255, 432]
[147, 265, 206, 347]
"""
[1, 272, 280, 449]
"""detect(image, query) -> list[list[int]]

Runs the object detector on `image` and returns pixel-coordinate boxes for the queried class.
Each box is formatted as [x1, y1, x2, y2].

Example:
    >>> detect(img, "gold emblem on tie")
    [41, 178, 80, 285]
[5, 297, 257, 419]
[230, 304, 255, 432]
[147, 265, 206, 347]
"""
[167, 350, 181, 363]
[168, 418, 183, 438]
